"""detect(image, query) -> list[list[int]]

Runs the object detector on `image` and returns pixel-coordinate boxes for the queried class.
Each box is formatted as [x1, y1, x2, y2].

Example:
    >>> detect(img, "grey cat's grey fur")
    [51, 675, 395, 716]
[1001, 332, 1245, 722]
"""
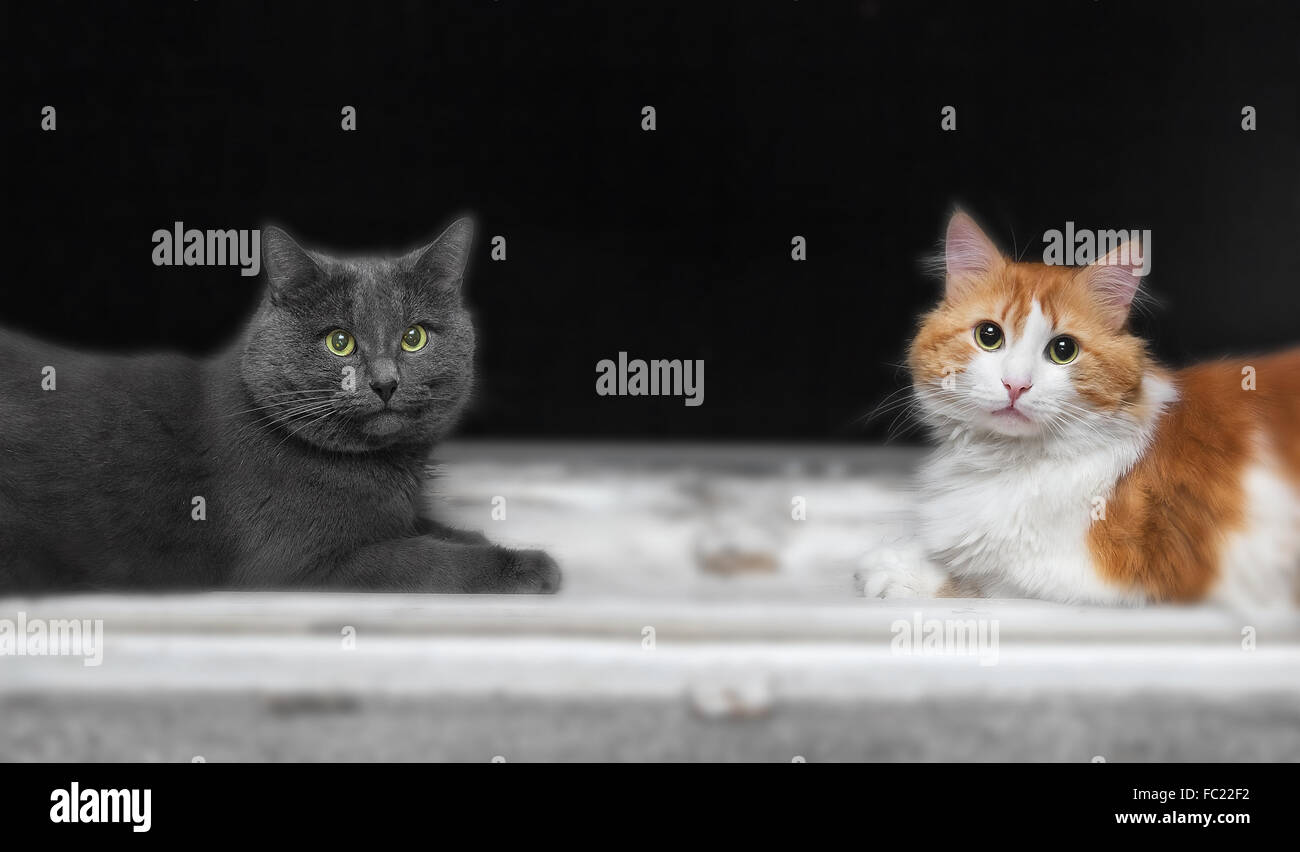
[0, 219, 560, 593]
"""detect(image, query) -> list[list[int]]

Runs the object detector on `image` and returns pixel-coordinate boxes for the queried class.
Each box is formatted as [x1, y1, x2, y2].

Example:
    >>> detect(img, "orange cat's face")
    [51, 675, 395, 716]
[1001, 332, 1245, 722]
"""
[909, 211, 1151, 439]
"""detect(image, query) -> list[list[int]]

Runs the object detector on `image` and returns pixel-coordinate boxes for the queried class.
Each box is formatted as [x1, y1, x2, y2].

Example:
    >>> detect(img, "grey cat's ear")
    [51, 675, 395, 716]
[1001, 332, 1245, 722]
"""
[261, 226, 323, 301]
[412, 217, 475, 290]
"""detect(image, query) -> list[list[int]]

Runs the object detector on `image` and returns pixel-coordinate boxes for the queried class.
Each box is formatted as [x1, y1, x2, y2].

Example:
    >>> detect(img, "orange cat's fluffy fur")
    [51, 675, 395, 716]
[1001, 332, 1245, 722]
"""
[859, 210, 1300, 607]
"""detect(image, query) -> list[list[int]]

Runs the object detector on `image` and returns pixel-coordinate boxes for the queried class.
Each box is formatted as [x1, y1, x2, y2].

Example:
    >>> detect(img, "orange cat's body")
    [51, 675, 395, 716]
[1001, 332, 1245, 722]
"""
[1092, 350, 1300, 603]
[859, 210, 1300, 608]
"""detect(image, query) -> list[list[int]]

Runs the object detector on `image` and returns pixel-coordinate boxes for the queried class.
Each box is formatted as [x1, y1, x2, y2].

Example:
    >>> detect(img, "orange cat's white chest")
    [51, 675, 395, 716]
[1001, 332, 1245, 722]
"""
[916, 437, 1147, 604]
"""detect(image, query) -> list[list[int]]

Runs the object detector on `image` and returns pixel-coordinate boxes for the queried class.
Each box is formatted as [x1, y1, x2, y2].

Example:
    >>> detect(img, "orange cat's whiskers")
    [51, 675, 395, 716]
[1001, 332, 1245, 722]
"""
[862, 387, 921, 424]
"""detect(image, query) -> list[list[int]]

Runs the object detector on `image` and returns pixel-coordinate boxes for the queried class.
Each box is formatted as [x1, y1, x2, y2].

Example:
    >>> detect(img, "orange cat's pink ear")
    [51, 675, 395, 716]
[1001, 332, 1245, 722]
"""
[1080, 241, 1144, 329]
[944, 210, 1002, 297]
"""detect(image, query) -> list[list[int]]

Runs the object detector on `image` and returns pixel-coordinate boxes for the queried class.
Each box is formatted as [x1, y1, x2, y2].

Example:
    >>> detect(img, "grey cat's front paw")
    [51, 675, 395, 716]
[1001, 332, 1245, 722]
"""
[495, 548, 562, 594]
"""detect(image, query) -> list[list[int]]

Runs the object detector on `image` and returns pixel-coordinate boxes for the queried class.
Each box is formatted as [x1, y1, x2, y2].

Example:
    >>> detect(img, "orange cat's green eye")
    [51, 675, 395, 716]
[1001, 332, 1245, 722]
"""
[1047, 335, 1079, 365]
[325, 329, 355, 356]
[401, 324, 428, 353]
[974, 322, 1003, 351]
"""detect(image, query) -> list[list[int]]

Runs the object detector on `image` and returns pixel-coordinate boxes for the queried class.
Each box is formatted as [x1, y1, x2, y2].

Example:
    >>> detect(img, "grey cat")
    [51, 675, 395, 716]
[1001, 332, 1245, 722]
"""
[0, 219, 561, 594]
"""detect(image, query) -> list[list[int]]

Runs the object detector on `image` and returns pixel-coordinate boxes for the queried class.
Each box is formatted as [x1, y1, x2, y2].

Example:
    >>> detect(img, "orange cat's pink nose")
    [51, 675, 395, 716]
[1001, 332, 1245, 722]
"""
[1002, 378, 1032, 404]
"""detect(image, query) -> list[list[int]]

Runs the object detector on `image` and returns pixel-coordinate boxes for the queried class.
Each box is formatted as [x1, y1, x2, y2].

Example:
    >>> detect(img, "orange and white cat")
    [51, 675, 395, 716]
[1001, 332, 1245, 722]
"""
[858, 210, 1300, 607]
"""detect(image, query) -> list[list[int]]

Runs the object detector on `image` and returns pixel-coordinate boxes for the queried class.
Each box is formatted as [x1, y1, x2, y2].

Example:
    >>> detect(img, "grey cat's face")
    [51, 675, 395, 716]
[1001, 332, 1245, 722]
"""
[241, 220, 477, 453]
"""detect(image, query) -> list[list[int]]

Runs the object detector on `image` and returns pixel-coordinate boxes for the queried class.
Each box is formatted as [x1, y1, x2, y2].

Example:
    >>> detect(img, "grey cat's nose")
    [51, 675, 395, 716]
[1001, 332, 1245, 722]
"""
[370, 379, 398, 403]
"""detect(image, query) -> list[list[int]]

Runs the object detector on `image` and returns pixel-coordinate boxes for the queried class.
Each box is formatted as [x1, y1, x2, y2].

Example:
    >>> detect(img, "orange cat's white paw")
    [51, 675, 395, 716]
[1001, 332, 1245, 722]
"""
[855, 545, 948, 598]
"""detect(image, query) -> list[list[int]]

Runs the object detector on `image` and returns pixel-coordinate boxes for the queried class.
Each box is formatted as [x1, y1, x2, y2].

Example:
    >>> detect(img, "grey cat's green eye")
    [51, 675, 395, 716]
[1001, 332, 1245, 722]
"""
[401, 324, 428, 353]
[974, 321, 1003, 351]
[326, 329, 355, 356]
[1047, 335, 1079, 365]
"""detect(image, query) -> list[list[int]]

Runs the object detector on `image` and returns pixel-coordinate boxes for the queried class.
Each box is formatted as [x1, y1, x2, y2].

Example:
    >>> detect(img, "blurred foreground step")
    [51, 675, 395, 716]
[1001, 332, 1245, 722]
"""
[1, 594, 1298, 761]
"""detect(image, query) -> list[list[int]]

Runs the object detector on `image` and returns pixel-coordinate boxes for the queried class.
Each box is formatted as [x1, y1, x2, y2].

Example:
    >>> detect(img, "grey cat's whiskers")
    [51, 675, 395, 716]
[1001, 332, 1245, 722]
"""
[272, 407, 339, 452]
[262, 401, 339, 427]
[218, 389, 347, 421]
[229, 400, 340, 442]
[222, 394, 341, 418]
[258, 388, 348, 398]
[238, 398, 337, 423]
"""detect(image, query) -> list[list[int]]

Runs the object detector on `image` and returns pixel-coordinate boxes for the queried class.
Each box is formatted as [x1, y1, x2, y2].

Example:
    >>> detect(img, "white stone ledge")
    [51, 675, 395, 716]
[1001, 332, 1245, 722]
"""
[3, 594, 1296, 705]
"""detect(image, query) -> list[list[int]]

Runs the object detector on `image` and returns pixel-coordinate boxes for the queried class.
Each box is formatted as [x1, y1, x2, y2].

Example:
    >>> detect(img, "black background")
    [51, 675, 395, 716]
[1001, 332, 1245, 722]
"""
[5, 0, 1297, 440]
